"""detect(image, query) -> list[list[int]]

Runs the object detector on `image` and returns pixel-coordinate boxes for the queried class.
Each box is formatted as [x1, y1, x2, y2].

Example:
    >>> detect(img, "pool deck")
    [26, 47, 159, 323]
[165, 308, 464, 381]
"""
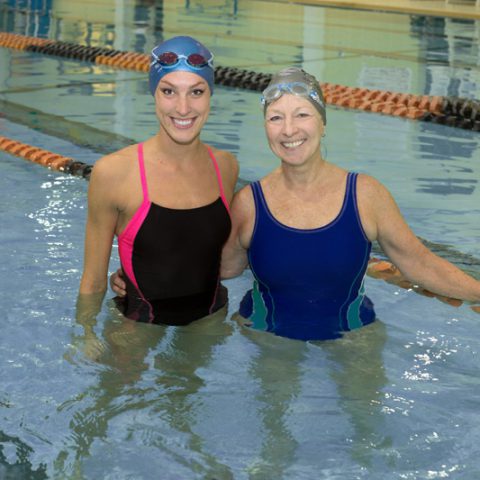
[290, 0, 480, 19]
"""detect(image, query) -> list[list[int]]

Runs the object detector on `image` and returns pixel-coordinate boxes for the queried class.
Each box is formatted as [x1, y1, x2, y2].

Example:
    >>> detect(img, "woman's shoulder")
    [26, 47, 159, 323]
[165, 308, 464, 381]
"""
[89, 144, 139, 189]
[233, 170, 276, 210]
[355, 172, 399, 222]
[208, 145, 238, 173]
[95, 144, 137, 168]
[207, 145, 239, 197]
[355, 172, 389, 198]
[231, 182, 256, 215]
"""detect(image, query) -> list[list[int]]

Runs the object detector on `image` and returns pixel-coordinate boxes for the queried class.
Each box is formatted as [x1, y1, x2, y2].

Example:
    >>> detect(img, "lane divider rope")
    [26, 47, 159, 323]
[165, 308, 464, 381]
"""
[0, 135, 92, 178]
[0, 132, 479, 313]
[1, 32, 480, 130]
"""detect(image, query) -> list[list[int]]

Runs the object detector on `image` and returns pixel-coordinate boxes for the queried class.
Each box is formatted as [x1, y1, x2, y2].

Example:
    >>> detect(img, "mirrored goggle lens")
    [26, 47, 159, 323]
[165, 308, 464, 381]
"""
[263, 86, 283, 102]
[157, 51, 178, 66]
[186, 53, 209, 67]
[289, 83, 310, 96]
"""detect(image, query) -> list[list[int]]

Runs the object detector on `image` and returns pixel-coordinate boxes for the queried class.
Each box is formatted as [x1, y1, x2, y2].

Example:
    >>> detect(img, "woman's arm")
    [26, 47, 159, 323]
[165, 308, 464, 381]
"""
[359, 175, 480, 302]
[76, 157, 121, 347]
[221, 150, 240, 203]
[221, 186, 255, 279]
[79, 157, 120, 294]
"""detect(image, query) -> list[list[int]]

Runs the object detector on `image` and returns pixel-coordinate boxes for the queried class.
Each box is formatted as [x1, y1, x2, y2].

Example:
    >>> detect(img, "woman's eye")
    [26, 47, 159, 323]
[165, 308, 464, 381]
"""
[161, 88, 174, 96]
[192, 89, 205, 96]
[268, 115, 281, 122]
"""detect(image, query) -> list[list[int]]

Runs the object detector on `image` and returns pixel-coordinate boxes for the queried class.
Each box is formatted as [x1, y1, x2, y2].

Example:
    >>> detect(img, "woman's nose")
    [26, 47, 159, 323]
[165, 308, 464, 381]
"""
[176, 94, 190, 116]
[282, 116, 297, 136]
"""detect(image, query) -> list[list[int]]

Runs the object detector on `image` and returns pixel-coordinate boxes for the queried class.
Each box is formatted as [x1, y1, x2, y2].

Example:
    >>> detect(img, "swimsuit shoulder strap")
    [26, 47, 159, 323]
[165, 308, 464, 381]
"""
[137, 142, 149, 202]
[206, 145, 230, 213]
[249, 180, 270, 219]
[344, 171, 369, 240]
[345, 171, 358, 211]
[250, 180, 265, 206]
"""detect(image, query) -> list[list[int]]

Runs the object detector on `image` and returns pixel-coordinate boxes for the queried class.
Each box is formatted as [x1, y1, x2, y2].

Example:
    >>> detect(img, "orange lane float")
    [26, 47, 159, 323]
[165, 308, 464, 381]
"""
[0, 32, 50, 49]
[95, 52, 149, 72]
[367, 258, 480, 313]
[321, 83, 443, 118]
[0, 135, 92, 178]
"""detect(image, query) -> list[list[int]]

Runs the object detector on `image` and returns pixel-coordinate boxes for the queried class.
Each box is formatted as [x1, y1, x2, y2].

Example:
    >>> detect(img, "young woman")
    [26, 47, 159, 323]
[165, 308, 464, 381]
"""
[79, 36, 238, 326]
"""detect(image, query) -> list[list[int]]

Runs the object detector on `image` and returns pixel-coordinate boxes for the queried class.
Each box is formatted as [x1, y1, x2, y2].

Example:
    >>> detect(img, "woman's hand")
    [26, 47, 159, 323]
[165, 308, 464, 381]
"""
[110, 268, 127, 297]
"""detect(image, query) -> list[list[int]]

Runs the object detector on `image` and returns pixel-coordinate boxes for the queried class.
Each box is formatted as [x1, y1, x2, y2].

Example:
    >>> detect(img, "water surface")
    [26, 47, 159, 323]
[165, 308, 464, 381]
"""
[1, 1, 480, 478]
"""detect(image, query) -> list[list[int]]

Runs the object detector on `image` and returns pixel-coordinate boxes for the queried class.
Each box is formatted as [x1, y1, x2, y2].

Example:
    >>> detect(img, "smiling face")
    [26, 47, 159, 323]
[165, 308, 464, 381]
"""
[154, 71, 211, 146]
[264, 94, 325, 167]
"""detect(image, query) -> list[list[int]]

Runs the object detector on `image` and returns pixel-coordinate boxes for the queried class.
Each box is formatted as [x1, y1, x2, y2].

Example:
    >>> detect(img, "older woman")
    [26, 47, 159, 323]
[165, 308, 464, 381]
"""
[79, 36, 238, 326]
[220, 67, 480, 341]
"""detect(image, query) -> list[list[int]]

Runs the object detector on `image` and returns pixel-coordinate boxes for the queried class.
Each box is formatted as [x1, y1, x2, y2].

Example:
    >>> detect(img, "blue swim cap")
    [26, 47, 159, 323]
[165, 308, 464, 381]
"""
[149, 36, 215, 96]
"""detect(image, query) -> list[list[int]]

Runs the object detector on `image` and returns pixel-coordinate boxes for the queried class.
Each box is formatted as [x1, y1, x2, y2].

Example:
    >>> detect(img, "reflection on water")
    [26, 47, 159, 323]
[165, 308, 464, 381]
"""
[0, 0, 53, 39]
[235, 322, 389, 477]
[412, 15, 480, 99]
[0, 431, 48, 479]
[60, 304, 236, 478]
[321, 322, 389, 469]
[56, 305, 391, 478]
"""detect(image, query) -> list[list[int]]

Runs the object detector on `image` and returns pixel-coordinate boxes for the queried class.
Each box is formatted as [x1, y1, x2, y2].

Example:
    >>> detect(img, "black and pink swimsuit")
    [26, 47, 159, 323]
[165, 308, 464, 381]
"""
[115, 143, 231, 325]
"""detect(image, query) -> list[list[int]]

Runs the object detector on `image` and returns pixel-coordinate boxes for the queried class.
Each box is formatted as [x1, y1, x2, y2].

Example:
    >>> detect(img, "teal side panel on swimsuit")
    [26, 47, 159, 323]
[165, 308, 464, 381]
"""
[345, 281, 366, 331]
[249, 280, 269, 331]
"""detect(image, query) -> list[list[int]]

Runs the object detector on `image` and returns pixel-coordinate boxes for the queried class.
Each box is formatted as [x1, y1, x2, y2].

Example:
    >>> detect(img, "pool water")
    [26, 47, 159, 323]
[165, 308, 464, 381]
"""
[1, 1, 480, 479]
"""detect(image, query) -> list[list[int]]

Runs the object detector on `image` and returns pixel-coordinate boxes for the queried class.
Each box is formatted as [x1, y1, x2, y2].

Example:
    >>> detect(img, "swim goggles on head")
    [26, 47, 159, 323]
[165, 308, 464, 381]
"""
[151, 50, 214, 70]
[261, 81, 324, 108]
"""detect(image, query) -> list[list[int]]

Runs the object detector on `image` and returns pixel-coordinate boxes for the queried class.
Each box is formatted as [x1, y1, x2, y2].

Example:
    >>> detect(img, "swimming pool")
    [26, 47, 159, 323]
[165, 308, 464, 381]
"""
[1, 1, 480, 478]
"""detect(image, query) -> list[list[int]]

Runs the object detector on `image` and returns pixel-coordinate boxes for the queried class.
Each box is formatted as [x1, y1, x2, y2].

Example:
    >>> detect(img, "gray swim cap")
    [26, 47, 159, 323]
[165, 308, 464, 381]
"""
[261, 67, 326, 125]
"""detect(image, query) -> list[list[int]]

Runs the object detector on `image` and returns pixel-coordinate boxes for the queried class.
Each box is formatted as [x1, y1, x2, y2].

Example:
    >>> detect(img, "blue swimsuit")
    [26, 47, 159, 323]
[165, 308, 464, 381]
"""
[239, 173, 375, 340]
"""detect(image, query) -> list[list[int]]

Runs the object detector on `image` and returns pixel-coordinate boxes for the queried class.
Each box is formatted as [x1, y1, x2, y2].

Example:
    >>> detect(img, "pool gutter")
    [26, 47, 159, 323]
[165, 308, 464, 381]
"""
[278, 0, 480, 20]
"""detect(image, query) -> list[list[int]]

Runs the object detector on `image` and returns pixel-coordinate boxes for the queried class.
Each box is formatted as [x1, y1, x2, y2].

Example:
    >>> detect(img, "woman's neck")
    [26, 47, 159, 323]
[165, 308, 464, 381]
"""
[280, 155, 330, 188]
[146, 131, 206, 167]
